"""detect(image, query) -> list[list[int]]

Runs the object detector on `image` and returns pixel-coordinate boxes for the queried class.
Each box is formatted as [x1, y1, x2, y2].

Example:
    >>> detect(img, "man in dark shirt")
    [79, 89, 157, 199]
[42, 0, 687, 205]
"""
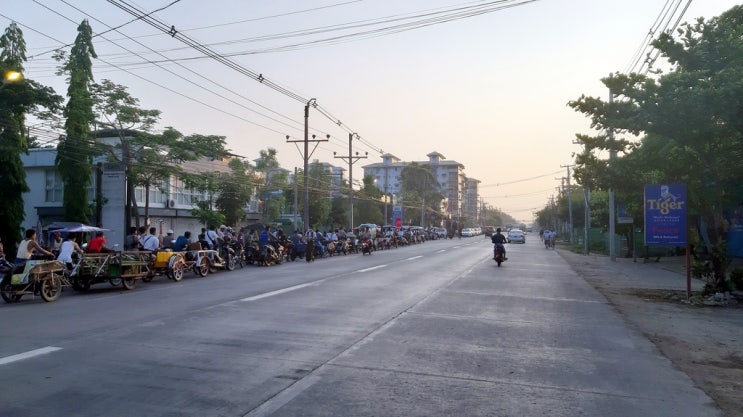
[491, 228, 508, 260]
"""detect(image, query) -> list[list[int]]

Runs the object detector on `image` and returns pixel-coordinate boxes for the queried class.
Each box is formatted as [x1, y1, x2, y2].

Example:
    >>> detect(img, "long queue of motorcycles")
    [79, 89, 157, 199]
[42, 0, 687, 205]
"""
[238, 232, 427, 267]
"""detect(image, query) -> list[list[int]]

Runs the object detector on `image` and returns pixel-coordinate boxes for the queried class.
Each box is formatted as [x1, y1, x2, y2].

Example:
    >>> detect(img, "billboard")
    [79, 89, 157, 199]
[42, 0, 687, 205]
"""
[644, 184, 687, 246]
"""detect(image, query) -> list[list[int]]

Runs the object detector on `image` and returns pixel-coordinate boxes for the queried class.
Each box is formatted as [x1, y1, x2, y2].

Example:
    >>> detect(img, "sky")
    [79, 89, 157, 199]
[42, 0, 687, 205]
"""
[2, 0, 738, 223]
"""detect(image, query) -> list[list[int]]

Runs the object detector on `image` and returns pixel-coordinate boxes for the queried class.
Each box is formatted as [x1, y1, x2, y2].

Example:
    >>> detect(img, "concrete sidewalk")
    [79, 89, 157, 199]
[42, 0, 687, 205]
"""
[557, 250, 704, 292]
[556, 248, 743, 417]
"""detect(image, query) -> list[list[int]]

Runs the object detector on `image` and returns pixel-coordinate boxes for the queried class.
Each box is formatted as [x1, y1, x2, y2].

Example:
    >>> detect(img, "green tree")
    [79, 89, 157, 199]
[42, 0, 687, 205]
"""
[568, 6, 743, 281]
[307, 162, 331, 229]
[400, 163, 442, 226]
[0, 23, 62, 256]
[56, 19, 97, 223]
[215, 158, 255, 226]
[355, 175, 383, 225]
[255, 148, 287, 223]
[91, 78, 160, 227]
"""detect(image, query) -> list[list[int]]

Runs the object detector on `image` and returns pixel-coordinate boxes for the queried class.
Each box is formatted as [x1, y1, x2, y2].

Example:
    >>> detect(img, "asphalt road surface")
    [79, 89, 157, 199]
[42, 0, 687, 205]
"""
[0, 236, 720, 417]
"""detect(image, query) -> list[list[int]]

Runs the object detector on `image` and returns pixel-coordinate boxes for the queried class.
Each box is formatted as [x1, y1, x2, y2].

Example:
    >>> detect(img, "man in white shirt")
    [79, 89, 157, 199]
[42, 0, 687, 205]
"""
[142, 227, 160, 252]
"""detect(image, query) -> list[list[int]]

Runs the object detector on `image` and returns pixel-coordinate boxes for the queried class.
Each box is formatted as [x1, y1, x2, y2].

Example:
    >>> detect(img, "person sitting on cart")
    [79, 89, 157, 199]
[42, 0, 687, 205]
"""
[161, 229, 175, 250]
[141, 227, 160, 252]
[124, 227, 140, 251]
[173, 231, 192, 252]
[49, 231, 63, 257]
[87, 231, 113, 253]
[58, 233, 84, 271]
[196, 233, 210, 251]
[15, 229, 55, 266]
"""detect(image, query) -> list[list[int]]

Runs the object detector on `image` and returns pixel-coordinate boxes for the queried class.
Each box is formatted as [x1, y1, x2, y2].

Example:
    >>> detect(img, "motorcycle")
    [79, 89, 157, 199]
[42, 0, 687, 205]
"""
[493, 245, 505, 267]
[360, 238, 373, 255]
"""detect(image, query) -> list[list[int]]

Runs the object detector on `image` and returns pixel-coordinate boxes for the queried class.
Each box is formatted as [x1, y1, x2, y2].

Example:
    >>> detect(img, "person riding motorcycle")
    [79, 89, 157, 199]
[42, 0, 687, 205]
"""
[490, 227, 508, 260]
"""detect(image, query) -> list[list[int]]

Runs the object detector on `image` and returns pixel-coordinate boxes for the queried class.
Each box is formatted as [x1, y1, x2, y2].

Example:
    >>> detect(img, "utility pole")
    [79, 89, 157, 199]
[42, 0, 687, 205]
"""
[286, 99, 327, 231]
[608, 81, 617, 261]
[293, 167, 298, 230]
[334, 133, 367, 231]
[561, 164, 575, 244]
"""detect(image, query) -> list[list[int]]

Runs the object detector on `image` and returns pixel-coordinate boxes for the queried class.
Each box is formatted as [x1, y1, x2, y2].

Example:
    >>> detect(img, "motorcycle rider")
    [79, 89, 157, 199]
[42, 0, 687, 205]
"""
[490, 227, 508, 261]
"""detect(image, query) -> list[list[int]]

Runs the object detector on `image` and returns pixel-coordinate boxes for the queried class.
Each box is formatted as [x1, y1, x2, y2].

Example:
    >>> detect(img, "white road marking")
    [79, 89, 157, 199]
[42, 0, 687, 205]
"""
[357, 265, 387, 273]
[240, 282, 319, 302]
[0, 346, 62, 366]
[436, 250, 446, 253]
[406, 256, 423, 260]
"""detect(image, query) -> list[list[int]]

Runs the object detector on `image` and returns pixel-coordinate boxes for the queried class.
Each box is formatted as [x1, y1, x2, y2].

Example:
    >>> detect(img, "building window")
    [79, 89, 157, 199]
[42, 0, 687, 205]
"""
[45, 169, 63, 202]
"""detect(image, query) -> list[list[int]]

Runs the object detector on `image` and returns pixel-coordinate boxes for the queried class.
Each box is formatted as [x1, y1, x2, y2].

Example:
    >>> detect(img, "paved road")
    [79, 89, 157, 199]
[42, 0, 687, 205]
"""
[0, 237, 719, 416]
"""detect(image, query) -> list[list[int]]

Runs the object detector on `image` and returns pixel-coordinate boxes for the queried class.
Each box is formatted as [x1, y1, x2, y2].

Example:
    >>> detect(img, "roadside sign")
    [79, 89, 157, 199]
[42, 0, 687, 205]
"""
[644, 184, 687, 245]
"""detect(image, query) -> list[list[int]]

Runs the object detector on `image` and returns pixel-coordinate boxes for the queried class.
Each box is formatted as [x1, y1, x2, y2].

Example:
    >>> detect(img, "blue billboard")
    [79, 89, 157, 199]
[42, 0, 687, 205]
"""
[644, 184, 687, 246]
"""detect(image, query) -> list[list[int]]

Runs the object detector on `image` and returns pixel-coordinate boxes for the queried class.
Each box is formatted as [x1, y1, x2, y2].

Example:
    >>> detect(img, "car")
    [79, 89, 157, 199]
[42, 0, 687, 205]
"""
[507, 229, 525, 244]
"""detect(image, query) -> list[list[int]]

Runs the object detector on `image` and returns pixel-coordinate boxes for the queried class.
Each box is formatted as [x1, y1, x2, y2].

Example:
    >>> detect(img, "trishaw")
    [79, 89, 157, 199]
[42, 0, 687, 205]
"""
[0, 259, 68, 303]
[167, 244, 215, 279]
[142, 250, 183, 282]
[72, 251, 149, 291]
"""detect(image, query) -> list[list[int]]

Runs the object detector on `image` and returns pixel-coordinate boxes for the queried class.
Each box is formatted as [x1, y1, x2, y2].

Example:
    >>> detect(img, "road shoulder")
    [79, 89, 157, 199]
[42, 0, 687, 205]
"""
[557, 249, 743, 417]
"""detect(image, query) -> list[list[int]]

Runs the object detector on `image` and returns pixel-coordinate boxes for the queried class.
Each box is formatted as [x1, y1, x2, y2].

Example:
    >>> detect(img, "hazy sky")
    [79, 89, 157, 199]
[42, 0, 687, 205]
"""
[2, 0, 737, 222]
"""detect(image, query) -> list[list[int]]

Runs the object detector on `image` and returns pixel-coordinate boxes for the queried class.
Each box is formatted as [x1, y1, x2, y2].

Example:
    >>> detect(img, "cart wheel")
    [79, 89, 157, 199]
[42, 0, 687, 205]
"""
[167, 256, 182, 282]
[73, 278, 91, 292]
[122, 277, 136, 290]
[196, 258, 209, 277]
[41, 276, 62, 302]
[109, 278, 122, 287]
[1, 280, 19, 303]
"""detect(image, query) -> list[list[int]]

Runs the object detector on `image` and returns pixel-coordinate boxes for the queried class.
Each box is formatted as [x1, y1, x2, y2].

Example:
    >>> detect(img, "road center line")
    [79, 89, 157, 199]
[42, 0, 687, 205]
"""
[406, 256, 423, 260]
[436, 249, 446, 253]
[0, 346, 62, 366]
[240, 282, 319, 302]
[357, 265, 387, 273]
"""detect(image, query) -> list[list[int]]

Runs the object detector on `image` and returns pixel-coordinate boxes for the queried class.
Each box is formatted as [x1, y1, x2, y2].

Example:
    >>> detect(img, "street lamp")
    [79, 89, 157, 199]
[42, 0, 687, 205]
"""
[0, 70, 22, 91]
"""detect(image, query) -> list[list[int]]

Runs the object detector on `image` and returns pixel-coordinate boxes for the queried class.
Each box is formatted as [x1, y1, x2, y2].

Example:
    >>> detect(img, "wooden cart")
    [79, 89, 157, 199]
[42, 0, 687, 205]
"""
[72, 251, 149, 291]
[0, 260, 69, 303]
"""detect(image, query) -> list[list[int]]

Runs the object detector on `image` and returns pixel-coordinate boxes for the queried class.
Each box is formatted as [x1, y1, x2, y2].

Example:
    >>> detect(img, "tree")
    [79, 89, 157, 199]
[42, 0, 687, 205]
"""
[55, 19, 97, 223]
[567, 6, 743, 285]
[307, 162, 331, 229]
[215, 158, 254, 226]
[255, 148, 287, 223]
[354, 175, 383, 225]
[91, 78, 160, 227]
[0, 23, 62, 257]
[400, 163, 442, 226]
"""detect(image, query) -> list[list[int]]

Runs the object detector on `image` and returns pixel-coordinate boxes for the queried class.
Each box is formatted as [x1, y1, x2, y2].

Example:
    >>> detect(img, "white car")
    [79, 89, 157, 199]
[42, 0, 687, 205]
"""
[507, 229, 525, 244]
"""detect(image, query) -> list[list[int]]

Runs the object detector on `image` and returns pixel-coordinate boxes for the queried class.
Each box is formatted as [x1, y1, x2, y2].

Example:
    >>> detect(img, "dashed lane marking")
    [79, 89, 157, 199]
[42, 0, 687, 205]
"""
[0, 346, 62, 366]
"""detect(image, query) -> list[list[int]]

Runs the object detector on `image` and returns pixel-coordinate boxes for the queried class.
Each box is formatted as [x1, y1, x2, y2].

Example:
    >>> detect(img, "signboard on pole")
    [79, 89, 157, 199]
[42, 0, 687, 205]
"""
[644, 184, 687, 246]
[617, 202, 633, 224]
[392, 205, 402, 228]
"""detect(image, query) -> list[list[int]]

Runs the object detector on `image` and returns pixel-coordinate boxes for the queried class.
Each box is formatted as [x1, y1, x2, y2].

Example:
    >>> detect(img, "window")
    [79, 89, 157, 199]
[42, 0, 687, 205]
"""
[45, 169, 63, 202]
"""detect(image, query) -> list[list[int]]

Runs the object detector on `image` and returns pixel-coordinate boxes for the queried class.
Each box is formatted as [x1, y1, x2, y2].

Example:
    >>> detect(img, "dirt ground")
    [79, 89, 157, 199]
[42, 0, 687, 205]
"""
[557, 249, 743, 417]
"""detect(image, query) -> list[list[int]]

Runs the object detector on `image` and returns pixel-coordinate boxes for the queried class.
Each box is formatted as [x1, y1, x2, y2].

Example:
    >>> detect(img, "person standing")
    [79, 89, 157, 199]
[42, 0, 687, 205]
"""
[304, 227, 316, 262]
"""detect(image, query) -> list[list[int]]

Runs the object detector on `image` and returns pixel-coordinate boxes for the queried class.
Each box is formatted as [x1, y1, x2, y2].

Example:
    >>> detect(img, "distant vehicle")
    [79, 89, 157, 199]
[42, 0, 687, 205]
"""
[461, 228, 474, 237]
[433, 227, 447, 239]
[507, 229, 525, 244]
[484, 226, 495, 236]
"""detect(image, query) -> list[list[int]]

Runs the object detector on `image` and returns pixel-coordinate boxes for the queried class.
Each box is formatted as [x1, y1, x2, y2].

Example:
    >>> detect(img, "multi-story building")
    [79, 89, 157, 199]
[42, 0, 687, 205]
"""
[21, 130, 235, 247]
[362, 151, 478, 225]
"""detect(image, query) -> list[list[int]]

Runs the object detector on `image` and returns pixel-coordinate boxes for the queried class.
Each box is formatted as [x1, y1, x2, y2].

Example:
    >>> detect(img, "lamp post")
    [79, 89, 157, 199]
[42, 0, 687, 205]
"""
[0, 70, 22, 91]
